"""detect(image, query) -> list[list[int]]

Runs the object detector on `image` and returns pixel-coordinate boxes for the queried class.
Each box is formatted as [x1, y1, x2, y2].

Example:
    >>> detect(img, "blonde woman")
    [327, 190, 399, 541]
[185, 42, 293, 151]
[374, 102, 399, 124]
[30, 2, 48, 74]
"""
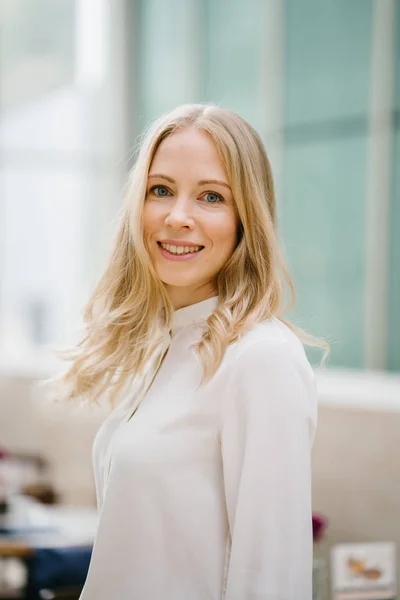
[62, 104, 324, 599]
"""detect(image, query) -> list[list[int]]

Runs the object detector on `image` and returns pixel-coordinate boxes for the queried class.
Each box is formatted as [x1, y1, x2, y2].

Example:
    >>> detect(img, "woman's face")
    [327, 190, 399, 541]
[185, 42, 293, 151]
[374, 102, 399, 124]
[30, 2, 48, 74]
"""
[143, 127, 239, 308]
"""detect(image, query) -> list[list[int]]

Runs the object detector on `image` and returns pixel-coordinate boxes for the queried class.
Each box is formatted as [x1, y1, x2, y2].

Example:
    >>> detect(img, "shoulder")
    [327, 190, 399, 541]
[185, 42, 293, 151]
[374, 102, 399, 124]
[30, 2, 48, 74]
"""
[228, 317, 312, 374]
[221, 318, 317, 427]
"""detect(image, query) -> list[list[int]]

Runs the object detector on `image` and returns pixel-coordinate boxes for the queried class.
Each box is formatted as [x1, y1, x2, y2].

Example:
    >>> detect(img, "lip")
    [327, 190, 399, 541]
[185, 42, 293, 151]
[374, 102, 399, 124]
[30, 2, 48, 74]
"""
[158, 239, 204, 247]
[157, 241, 204, 262]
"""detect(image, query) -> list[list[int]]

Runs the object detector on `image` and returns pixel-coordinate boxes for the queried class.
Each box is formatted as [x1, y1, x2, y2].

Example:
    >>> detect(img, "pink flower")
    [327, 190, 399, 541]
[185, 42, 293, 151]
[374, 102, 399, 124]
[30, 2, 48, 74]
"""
[0, 446, 10, 460]
[312, 512, 327, 543]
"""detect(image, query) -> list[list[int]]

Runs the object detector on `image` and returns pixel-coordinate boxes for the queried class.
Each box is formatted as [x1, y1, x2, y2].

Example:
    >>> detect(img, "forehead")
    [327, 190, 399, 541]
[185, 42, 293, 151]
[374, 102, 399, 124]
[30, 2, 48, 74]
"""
[150, 127, 228, 179]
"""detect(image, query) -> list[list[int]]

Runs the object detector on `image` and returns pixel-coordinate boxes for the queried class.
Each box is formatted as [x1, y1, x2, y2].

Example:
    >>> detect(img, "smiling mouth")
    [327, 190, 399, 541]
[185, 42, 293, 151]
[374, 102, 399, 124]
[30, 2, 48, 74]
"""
[157, 242, 204, 256]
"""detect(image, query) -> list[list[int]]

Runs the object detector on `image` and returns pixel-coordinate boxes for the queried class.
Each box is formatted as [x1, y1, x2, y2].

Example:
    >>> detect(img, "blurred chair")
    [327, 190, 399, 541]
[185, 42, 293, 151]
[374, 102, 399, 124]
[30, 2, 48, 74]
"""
[39, 587, 83, 600]
[23, 547, 91, 600]
[0, 452, 57, 505]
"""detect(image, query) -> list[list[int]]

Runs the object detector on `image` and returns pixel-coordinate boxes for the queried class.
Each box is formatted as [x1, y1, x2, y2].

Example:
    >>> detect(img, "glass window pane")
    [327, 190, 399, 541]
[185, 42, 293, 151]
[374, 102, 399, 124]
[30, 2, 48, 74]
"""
[0, 0, 75, 112]
[282, 0, 373, 367]
[388, 0, 400, 371]
[0, 0, 124, 368]
[203, 0, 268, 134]
[136, 0, 199, 129]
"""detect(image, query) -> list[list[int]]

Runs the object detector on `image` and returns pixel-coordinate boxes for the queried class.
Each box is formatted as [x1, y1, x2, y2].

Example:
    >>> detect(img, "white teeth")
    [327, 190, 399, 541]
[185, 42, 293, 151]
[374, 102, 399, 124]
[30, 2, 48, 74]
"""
[160, 243, 202, 255]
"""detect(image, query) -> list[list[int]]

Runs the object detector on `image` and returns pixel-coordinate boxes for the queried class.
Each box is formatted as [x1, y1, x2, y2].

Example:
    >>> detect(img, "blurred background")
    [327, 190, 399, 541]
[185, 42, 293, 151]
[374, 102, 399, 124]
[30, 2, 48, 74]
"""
[0, 0, 399, 597]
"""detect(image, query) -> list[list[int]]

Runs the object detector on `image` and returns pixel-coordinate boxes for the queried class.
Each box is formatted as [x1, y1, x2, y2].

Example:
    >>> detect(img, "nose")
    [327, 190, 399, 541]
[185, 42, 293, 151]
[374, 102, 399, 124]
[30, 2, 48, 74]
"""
[164, 196, 195, 231]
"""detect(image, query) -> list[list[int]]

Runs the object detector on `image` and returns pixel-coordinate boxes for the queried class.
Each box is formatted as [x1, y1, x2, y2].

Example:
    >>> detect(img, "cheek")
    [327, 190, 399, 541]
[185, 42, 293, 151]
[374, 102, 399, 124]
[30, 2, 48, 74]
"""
[208, 212, 238, 253]
[143, 202, 159, 237]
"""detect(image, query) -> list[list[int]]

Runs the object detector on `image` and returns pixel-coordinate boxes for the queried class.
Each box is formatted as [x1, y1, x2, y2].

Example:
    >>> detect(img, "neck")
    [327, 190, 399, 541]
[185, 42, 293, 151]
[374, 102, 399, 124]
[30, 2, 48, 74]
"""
[165, 282, 217, 310]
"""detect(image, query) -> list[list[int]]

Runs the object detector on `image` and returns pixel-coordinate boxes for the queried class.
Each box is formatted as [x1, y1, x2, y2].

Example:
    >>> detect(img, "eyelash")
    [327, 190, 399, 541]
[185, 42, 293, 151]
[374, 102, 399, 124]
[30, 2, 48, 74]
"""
[149, 185, 224, 204]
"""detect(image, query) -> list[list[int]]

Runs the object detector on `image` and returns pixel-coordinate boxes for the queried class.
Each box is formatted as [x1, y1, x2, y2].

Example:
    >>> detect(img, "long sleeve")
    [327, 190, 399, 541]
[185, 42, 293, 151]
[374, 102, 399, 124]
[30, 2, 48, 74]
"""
[220, 338, 317, 600]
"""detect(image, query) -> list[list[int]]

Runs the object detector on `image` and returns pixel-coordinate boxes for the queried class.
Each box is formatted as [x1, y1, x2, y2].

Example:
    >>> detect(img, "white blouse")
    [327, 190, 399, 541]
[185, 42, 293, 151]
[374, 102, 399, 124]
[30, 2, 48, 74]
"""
[80, 296, 318, 600]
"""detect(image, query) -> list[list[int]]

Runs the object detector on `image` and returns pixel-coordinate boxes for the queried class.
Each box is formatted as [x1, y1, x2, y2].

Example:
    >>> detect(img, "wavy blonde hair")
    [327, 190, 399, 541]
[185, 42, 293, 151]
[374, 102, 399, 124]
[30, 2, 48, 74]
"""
[56, 103, 328, 404]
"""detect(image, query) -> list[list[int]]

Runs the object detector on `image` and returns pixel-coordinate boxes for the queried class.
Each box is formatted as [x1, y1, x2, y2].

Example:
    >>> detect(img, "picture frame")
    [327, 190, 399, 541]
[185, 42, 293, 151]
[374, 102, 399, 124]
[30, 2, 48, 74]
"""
[331, 542, 397, 600]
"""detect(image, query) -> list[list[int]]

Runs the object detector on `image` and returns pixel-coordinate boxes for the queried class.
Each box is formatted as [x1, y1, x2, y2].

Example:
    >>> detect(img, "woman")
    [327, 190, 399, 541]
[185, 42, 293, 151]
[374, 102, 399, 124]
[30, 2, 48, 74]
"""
[61, 104, 325, 599]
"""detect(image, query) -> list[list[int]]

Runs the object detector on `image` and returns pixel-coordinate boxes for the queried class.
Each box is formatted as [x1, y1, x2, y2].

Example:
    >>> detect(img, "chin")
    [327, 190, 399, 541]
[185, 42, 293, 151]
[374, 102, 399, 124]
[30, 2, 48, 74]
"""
[160, 275, 201, 288]
[155, 266, 202, 288]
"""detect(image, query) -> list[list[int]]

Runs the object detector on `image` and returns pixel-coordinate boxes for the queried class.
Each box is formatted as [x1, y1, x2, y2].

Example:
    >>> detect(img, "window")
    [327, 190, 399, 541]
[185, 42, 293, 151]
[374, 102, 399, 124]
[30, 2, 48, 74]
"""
[2, 0, 398, 374]
[135, 0, 201, 131]
[388, 0, 400, 371]
[281, 0, 373, 367]
[0, 0, 129, 372]
[135, 0, 399, 371]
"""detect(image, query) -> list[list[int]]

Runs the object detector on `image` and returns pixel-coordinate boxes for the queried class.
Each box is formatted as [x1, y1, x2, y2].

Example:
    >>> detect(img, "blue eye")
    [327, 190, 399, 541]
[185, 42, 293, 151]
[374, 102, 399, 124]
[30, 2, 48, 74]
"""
[204, 192, 222, 204]
[151, 185, 170, 197]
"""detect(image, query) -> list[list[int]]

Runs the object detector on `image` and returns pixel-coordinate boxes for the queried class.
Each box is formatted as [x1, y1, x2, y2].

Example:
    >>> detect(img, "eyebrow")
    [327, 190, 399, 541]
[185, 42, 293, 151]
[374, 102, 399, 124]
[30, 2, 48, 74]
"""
[148, 174, 231, 190]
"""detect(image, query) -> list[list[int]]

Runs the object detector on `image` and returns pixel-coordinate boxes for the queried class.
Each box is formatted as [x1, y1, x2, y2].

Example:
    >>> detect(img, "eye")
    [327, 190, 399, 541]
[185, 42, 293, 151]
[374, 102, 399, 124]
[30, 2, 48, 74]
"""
[203, 192, 223, 204]
[150, 185, 171, 197]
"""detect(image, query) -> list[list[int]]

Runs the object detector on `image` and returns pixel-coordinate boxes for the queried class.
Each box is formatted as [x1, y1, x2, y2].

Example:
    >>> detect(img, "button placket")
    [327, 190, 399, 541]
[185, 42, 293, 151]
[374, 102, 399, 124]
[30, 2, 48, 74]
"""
[103, 332, 171, 493]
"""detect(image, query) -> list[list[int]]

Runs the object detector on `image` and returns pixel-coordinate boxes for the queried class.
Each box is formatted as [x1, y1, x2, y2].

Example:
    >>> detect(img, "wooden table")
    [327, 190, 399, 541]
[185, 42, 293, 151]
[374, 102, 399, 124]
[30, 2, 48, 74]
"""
[0, 537, 33, 558]
[0, 528, 94, 558]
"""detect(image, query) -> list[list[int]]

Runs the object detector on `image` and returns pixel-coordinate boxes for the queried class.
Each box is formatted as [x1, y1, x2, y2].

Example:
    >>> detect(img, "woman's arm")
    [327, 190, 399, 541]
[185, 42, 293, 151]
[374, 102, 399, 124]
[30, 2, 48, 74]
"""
[220, 337, 317, 600]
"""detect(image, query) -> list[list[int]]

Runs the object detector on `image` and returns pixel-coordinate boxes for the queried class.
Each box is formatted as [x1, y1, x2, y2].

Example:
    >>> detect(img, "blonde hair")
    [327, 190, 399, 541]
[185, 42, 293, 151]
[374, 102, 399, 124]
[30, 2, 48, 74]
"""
[56, 103, 328, 404]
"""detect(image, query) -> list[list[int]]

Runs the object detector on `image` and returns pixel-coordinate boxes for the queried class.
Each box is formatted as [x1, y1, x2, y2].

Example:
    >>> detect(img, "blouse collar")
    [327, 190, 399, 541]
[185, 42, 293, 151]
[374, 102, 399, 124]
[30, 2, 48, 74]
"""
[171, 296, 218, 337]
